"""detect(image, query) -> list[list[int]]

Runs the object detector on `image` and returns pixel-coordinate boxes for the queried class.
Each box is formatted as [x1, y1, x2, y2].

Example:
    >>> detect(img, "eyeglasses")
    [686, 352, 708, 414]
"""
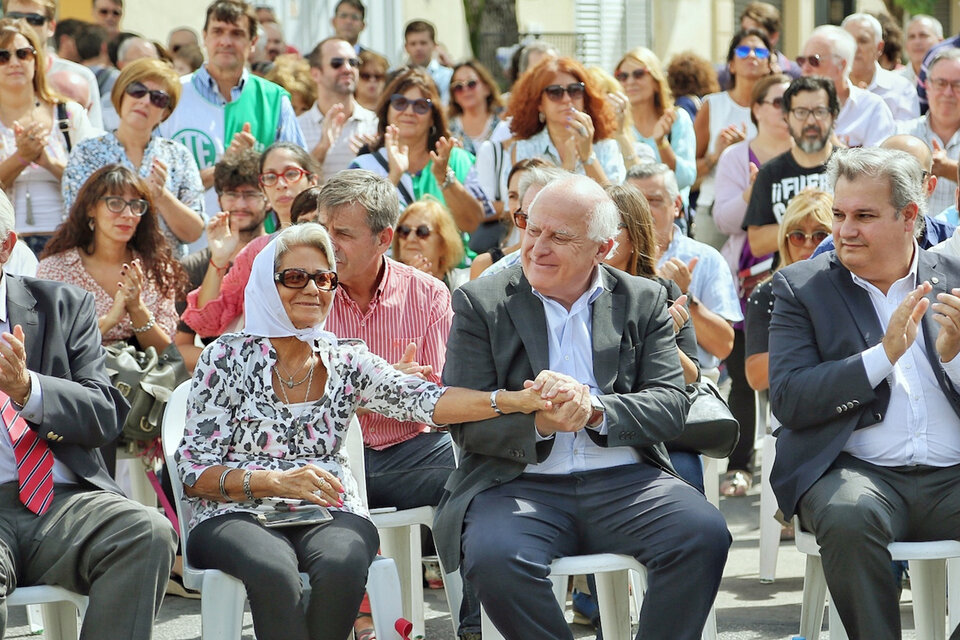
[221, 190, 265, 202]
[335, 11, 362, 21]
[795, 54, 822, 68]
[389, 93, 432, 115]
[100, 196, 148, 216]
[360, 72, 384, 81]
[786, 230, 830, 247]
[615, 68, 647, 82]
[761, 96, 784, 109]
[543, 82, 585, 102]
[274, 268, 339, 291]
[513, 211, 577, 244]
[124, 81, 171, 109]
[396, 224, 431, 239]
[735, 45, 770, 59]
[0, 46, 35, 65]
[929, 77, 960, 94]
[97, 7, 122, 17]
[329, 57, 360, 70]
[259, 167, 310, 187]
[514, 212, 529, 229]
[451, 79, 479, 94]
[789, 106, 832, 121]
[5, 12, 46, 26]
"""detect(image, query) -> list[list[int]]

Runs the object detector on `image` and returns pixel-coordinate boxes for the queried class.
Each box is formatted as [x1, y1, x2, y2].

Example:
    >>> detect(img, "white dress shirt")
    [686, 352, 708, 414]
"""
[848, 245, 960, 466]
[836, 81, 897, 147]
[866, 63, 921, 121]
[524, 269, 642, 475]
[0, 275, 76, 484]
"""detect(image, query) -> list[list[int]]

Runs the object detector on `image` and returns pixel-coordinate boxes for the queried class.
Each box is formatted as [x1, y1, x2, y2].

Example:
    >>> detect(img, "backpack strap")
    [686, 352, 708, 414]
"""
[56, 103, 71, 153]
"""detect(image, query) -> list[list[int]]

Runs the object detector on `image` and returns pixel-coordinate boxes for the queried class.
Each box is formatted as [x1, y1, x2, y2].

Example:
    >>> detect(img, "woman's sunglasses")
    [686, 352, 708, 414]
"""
[259, 167, 310, 187]
[543, 82, 585, 102]
[360, 72, 384, 82]
[761, 96, 784, 109]
[389, 94, 432, 115]
[615, 68, 647, 83]
[124, 81, 171, 109]
[0, 47, 35, 65]
[451, 79, 479, 94]
[397, 224, 431, 239]
[274, 268, 339, 291]
[787, 230, 830, 247]
[795, 55, 822, 68]
[735, 46, 770, 59]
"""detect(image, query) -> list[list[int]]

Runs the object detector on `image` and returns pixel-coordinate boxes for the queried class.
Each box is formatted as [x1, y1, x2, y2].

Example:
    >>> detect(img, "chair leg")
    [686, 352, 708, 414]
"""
[629, 567, 647, 626]
[594, 570, 632, 640]
[759, 434, 781, 583]
[436, 554, 464, 638]
[799, 555, 827, 640]
[366, 557, 405, 640]
[378, 525, 424, 639]
[701, 603, 718, 640]
[480, 604, 505, 640]
[911, 558, 948, 640]
[702, 457, 720, 509]
[948, 557, 960, 635]
[26, 604, 44, 633]
[200, 570, 246, 640]
[826, 591, 848, 640]
[39, 601, 81, 640]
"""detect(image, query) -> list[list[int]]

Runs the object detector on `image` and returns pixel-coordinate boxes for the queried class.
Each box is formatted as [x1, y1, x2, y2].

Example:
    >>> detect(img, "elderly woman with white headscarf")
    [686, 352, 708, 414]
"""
[176, 223, 561, 640]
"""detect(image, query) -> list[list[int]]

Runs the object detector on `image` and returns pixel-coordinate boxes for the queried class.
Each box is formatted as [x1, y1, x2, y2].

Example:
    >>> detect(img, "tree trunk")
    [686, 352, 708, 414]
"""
[462, 0, 518, 87]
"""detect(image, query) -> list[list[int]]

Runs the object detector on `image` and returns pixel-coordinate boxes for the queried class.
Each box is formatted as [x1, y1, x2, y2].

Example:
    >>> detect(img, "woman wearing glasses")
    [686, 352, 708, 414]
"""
[0, 18, 97, 255]
[447, 60, 504, 155]
[62, 58, 205, 256]
[182, 142, 319, 338]
[392, 197, 468, 290]
[355, 50, 387, 112]
[504, 56, 624, 187]
[178, 223, 562, 640]
[350, 67, 488, 236]
[37, 163, 187, 352]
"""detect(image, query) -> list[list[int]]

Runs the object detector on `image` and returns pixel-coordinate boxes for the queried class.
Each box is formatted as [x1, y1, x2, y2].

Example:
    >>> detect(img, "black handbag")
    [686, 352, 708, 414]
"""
[104, 342, 190, 441]
[668, 379, 740, 459]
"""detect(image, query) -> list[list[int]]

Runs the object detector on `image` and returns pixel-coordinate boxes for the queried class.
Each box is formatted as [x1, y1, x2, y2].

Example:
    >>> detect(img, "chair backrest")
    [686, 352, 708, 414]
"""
[161, 380, 194, 551]
[344, 415, 367, 501]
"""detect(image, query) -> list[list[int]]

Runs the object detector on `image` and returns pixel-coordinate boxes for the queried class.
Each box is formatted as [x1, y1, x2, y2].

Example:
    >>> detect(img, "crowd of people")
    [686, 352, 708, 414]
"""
[0, 0, 958, 639]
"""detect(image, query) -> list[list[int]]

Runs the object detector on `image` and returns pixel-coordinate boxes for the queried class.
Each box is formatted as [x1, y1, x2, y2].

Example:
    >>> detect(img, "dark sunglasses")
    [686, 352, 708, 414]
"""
[389, 93, 432, 115]
[761, 96, 784, 109]
[329, 56, 360, 70]
[259, 167, 310, 187]
[5, 12, 46, 26]
[101, 196, 148, 216]
[786, 230, 829, 247]
[97, 7, 122, 17]
[0, 46, 34, 65]
[124, 81, 171, 109]
[360, 71, 384, 81]
[615, 68, 647, 82]
[543, 82, 585, 102]
[451, 79, 479, 94]
[795, 54, 822, 68]
[396, 224, 431, 239]
[734, 45, 770, 59]
[274, 268, 339, 291]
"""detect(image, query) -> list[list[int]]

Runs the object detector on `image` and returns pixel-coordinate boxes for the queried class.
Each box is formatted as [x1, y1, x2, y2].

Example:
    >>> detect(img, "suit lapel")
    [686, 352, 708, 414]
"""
[826, 254, 884, 348]
[591, 269, 623, 392]
[504, 272, 549, 374]
[6, 276, 42, 371]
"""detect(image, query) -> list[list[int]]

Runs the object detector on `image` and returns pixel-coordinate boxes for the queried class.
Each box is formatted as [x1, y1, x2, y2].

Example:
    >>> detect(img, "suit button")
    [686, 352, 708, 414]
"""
[516, 449, 524, 457]
[46, 431, 56, 439]
[874, 412, 883, 421]
[852, 400, 860, 407]
[836, 407, 843, 414]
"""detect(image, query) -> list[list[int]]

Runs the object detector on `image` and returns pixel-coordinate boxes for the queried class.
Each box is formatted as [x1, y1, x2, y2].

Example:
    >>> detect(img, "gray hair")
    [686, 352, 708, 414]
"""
[626, 162, 681, 202]
[528, 174, 619, 243]
[827, 147, 926, 237]
[316, 169, 400, 233]
[273, 222, 337, 272]
[0, 191, 13, 239]
[810, 25, 856, 79]
[907, 14, 943, 40]
[927, 46, 960, 76]
[117, 37, 158, 64]
[517, 166, 568, 206]
[519, 41, 559, 75]
[841, 13, 883, 44]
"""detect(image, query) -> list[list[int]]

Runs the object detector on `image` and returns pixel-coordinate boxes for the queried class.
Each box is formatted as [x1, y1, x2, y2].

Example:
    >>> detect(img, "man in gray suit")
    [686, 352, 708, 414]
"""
[0, 191, 176, 638]
[436, 174, 730, 640]
[770, 146, 960, 639]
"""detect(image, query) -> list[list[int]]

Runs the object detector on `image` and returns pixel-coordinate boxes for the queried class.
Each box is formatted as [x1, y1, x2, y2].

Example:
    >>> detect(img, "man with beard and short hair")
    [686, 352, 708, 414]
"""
[743, 75, 838, 257]
[175, 149, 268, 371]
[298, 37, 377, 181]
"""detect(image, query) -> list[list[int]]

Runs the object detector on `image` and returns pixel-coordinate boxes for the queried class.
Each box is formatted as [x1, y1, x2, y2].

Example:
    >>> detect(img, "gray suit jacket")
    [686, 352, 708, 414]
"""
[6, 276, 127, 495]
[769, 250, 960, 520]
[434, 265, 690, 571]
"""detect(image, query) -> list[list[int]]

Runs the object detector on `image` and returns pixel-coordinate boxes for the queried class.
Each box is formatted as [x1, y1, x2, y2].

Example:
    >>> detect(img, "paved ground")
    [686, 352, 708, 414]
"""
[3, 464, 928, 639]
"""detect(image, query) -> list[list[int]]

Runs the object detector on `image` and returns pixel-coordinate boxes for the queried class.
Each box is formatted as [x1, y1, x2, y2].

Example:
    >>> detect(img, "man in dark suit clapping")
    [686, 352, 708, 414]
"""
[770, 146, 960, 639]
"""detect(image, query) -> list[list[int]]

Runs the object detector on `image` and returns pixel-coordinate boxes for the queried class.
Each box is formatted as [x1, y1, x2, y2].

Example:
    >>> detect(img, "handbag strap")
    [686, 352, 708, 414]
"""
[56, 102, 71, 153]
[372, 149, 415, 205]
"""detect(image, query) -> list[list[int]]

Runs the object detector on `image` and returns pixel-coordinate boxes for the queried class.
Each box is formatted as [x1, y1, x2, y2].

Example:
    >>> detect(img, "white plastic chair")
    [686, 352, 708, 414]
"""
[794, 517, 960, 639]
[7, 585, 87, 640]
[755, 390, 782, 583]
[161, 380, 405, 640]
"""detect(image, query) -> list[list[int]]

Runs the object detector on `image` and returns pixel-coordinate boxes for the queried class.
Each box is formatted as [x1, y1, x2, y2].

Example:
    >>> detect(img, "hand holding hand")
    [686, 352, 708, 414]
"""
[933, 287, 960, 362]
[272, 465, 344, 507]
[0, 325, 30, 405]
[882, 282, 931, 364]
[659, 257, 698, 295]
[226, 122, 256, 157]
[392, 341, 433, 380]
[532, 383, 592, 436]
[524, 370, 579, 401]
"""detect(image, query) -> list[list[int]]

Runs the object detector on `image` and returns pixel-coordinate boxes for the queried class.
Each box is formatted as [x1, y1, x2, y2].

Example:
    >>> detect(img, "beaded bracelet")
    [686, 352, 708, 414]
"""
[131, 311, 156, 334]
[209, 256, 229, 276]
[218, 468, 232, 501]
[242, 470, 255, 501]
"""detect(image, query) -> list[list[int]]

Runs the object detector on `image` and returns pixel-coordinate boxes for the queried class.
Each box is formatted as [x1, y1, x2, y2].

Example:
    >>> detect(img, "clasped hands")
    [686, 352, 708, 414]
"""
[523, 370, 594, 437]
[882, 281, 960, 365]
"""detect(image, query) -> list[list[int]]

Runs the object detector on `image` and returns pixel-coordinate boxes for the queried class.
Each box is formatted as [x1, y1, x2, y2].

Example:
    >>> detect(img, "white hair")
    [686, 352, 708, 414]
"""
[528, 174, 619, 243]
[908, 14, 943, 39]
[841, 13, 883, 44]
[0, 191, 13, 238]
[810, 25, 857, 79]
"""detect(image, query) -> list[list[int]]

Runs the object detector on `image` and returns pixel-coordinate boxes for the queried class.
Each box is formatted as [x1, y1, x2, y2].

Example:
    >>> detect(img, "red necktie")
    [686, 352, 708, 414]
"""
[0, 392, 53, 515]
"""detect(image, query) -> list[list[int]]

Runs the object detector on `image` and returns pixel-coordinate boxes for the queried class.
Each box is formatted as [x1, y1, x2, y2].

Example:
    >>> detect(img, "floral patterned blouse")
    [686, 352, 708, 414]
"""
[35, 247, 179, 345]
[61, 133, 205, 254]
[176, 333, 446, 530]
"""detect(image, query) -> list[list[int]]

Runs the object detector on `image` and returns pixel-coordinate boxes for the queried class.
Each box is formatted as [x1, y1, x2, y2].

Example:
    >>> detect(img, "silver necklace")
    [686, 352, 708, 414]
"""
[275, 358, 316, 404]
[275, 354, 314, 388]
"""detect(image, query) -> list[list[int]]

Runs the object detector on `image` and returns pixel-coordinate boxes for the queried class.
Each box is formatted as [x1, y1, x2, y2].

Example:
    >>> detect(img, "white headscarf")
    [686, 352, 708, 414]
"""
[243, 234, 339, 345]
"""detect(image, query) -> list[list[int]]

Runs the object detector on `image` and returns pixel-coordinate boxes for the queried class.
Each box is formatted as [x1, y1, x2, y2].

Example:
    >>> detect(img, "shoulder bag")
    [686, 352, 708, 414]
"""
[668, 378, 740, 459]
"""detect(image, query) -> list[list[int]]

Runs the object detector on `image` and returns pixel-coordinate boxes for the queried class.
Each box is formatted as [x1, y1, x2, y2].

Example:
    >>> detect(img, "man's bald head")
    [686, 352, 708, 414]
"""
[881, 134, 933, 172]
[530, 174, 619, 243]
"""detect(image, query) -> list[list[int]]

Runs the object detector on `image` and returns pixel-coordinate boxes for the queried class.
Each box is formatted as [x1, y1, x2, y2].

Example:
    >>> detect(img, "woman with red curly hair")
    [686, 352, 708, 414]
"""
[504, 56, 624, 188]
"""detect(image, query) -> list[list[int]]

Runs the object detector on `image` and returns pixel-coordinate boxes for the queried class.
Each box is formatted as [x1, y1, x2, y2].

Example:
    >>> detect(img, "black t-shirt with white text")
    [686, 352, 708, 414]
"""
[742, 149, 833, 230]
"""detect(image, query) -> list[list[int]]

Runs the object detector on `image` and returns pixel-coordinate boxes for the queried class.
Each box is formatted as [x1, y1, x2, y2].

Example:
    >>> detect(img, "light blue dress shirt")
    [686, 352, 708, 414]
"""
[511, 128, 626, 185]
